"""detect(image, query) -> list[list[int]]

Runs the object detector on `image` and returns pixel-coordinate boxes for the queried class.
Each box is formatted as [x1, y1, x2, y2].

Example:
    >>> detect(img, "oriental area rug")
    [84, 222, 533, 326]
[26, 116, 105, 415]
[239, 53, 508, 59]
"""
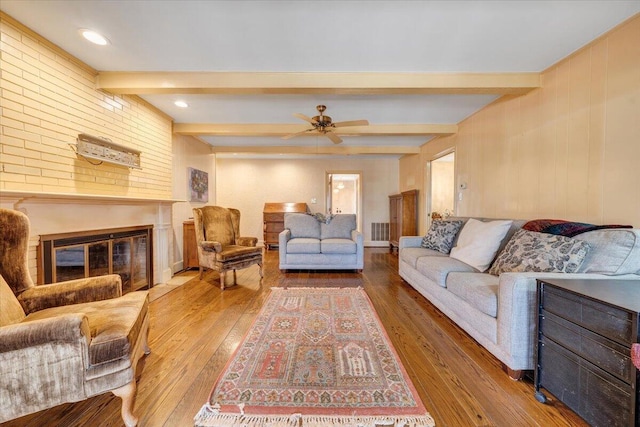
[194, 287, 435, 427]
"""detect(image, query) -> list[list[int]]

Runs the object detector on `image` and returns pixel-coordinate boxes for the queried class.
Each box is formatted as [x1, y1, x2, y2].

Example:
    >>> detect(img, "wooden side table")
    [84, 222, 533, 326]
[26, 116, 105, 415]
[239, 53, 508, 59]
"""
[534, 278, 640, 426]
[182, 220, 199, 269]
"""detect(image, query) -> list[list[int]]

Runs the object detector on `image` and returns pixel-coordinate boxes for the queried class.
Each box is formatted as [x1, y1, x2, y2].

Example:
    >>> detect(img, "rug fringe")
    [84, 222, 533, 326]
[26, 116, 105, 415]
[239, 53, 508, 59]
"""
[194, 404, 435, 427]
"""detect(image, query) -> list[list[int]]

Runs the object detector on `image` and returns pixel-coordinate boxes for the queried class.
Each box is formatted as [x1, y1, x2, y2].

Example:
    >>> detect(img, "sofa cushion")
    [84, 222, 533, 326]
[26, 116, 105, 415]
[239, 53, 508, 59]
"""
[0, 274, 25, 326]
[446, 273, 499, 318]
[286, 238, 321, 254]
[321, 238, 356, 254]
[25, 291, 148, 366]
[416, 256, 477, 287]
[320, 214, 356, 239]
[421, 220, 464, 254]
[450, 218, 513, 272]
[400, 247, 447, 269]
[285, 213, 321, 239]
[575, 229, 640, 275]
[489, 229, 590, 276]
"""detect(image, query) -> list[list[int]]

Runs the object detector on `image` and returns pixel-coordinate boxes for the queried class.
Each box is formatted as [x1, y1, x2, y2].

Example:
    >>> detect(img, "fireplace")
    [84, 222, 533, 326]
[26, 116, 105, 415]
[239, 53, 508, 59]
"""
[38, 225, 153, 294]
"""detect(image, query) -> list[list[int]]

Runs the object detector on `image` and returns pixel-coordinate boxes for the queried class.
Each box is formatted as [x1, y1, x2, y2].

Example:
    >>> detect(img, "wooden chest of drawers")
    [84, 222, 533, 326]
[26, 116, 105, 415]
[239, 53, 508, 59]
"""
[535, 278, 640, 426]
[263, 203, 308, 250]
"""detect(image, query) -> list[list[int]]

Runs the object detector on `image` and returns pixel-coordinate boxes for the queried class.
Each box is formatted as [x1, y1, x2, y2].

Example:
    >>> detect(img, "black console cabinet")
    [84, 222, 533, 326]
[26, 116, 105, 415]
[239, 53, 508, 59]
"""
[535, 278, 640, 427]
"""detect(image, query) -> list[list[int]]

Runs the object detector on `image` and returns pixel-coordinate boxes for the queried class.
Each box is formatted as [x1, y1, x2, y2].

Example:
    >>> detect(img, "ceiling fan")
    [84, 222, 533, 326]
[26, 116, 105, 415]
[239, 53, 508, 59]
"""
[283, 105, 369, 144]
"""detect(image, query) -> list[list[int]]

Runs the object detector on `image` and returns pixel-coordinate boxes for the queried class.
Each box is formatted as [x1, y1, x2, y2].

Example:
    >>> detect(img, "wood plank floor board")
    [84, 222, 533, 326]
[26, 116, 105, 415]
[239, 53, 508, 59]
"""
[363, 276, 491, 426]
[1, 248, 589, 427]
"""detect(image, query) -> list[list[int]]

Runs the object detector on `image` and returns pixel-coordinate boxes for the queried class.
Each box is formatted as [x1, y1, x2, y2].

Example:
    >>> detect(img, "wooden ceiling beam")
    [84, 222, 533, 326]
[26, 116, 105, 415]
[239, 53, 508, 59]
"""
[98, 72, 540, 95]
[173, 123, 457, 136]
[209, 146, 421, 155]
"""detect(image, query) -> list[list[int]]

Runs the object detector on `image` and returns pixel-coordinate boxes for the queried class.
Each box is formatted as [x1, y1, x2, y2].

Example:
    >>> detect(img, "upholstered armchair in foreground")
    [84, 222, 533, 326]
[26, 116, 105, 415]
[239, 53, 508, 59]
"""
[192, 206, 263, 290]
[0, 209, 150, 427]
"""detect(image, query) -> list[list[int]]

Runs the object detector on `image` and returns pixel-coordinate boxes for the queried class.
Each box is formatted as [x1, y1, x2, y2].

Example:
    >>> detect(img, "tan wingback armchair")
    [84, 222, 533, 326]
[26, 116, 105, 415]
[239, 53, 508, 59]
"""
[193, 206, 263, 290]
[0, 209, 150, 427]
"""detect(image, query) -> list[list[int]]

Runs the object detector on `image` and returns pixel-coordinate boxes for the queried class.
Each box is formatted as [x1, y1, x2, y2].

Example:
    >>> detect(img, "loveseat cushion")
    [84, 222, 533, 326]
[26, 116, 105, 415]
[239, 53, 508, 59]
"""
[320, 214, 356, 239]
[25, 291, 148, 366]
[285, 213, 321, 238]
[575, 229, 640, 275]
[489, 229, 590, 276]
[400, 247, 447, 269]
[446, 273, 499, 318]
[416, 256, 477, 287]
[287, 238, 321, 254]
[321, 238, 356, 254]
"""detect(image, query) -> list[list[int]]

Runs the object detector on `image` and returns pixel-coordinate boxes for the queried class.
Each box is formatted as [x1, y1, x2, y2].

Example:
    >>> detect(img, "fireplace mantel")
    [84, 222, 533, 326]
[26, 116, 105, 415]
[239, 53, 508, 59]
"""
[0, 190, 185, 207]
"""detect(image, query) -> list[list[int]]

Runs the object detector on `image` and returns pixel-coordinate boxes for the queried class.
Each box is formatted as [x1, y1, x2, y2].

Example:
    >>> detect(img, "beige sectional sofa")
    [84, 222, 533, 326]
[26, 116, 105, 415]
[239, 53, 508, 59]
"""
[399, 217, 640, 378]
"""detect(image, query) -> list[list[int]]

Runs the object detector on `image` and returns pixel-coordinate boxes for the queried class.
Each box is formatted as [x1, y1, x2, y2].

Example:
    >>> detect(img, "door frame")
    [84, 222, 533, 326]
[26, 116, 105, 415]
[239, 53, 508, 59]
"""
[425, 149, 456, 230]
[325, 170, 363, 232]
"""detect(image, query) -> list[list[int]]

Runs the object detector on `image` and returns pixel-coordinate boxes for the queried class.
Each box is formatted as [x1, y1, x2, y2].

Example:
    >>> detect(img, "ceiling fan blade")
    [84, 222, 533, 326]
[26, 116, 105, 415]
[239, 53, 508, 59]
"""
[326, 131, 343, 144]
[282, 128, 315, 140]
[293, 113, 318, 124]
[333, 119, 369, 127]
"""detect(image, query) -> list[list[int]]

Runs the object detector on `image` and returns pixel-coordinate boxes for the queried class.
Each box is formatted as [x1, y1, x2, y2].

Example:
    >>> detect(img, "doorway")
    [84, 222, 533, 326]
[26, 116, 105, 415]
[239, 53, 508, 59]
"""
[326, 172, 362, 231]
[427, 151, 456, 228]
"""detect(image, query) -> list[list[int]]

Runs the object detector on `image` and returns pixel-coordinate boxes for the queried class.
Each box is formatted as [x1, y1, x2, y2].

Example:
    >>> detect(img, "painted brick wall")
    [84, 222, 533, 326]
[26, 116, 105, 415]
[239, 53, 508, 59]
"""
[0, 14, 173, 199]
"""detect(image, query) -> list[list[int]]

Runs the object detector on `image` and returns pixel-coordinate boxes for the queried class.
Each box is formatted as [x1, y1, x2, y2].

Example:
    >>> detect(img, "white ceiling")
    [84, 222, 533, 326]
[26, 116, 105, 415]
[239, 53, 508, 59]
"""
[2, 1, 639, 156]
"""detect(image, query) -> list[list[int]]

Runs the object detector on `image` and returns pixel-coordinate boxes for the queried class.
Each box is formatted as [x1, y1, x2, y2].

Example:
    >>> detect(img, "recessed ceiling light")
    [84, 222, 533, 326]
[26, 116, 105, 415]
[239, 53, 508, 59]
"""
[79, 29, 109, 46]
[174, 100, 189, 108]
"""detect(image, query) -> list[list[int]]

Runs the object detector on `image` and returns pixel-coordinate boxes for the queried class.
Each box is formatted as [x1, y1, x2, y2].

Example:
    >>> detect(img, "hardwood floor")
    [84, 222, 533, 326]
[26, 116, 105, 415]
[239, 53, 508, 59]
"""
[2, 248, 587, 427]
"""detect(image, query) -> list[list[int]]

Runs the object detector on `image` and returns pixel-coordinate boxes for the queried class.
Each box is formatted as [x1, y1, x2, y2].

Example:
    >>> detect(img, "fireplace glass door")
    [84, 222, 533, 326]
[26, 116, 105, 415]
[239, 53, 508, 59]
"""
[40, 225, 153, 293]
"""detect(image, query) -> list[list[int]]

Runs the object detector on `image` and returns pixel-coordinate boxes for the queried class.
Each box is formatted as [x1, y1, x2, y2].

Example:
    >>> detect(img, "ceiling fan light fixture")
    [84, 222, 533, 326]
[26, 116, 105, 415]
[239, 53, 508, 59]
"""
[283, 104, 368, 145]
[79, 29, 109, 45]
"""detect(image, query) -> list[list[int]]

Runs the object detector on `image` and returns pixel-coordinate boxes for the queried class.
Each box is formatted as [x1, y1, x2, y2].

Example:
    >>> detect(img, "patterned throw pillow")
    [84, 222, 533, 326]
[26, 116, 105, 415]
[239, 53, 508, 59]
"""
[421, 220, 464, 254]
[488, 229, 590, 276]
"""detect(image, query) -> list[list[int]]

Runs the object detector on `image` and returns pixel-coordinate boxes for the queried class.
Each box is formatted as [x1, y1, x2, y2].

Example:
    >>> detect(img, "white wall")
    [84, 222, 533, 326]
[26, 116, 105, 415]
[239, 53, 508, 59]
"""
[216, 156, 399, 246]
[171, 134, 216, 272]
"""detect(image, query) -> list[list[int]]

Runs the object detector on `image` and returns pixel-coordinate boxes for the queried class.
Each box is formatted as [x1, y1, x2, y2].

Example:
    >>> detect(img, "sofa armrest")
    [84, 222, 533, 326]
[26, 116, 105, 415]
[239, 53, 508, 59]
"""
[399, 236, 423, 250]
[237, 236, 258, 247]
[497, 272, 640, 370]
[278, 229, 291, 259]
[18, 274, 122, 314]
[351, 230, 364, 246]
[200, 240, 222, 253]
[0, 314, 90, 352]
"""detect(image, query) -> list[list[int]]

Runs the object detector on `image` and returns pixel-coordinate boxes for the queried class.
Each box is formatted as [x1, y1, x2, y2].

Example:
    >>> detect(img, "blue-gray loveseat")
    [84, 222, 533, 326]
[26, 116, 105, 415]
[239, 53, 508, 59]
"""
[278, 213, 364, 272]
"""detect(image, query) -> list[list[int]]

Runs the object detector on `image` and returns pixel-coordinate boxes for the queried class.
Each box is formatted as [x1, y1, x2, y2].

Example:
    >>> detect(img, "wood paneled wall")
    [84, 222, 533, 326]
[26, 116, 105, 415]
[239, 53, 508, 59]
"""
[402, 14, 640, 233]
[0, 13, 173, 198]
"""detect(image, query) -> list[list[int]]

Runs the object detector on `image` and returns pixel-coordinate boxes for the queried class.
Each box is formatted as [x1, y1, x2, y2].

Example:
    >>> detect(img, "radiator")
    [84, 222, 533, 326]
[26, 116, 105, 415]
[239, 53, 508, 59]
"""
[370, 222, 390, 241]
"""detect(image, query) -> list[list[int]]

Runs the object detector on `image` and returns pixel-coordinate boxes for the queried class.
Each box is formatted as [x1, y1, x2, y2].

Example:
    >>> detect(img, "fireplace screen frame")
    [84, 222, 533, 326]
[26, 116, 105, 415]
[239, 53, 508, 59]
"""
[38, 225, 153, 294]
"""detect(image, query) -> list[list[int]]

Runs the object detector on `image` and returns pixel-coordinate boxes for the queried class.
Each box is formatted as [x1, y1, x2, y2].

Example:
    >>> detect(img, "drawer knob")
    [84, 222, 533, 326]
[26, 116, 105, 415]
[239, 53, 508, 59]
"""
[632, 343, 640, 371]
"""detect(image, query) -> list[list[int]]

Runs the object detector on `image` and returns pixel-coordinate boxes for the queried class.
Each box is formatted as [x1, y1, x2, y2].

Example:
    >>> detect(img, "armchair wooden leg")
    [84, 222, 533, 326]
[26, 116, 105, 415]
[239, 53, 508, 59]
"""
[258, 262, 264, 278]
[111, 380, 138, 427]
[199, 266, 204, 280]
[142, 330, 151, 356]
[220, 271, 225, 290]
[233, 269, 237, 285]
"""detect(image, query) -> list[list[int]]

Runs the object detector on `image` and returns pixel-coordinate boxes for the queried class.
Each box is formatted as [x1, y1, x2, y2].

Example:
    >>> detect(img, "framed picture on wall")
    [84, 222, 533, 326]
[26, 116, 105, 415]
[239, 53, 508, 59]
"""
[188, 167, 208, 203]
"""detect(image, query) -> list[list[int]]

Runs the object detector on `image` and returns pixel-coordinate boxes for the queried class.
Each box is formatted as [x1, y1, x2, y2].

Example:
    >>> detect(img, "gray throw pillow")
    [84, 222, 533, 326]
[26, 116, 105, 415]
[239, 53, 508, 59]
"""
[489, 229, 590, 276]
[421, 220, 464, 254]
